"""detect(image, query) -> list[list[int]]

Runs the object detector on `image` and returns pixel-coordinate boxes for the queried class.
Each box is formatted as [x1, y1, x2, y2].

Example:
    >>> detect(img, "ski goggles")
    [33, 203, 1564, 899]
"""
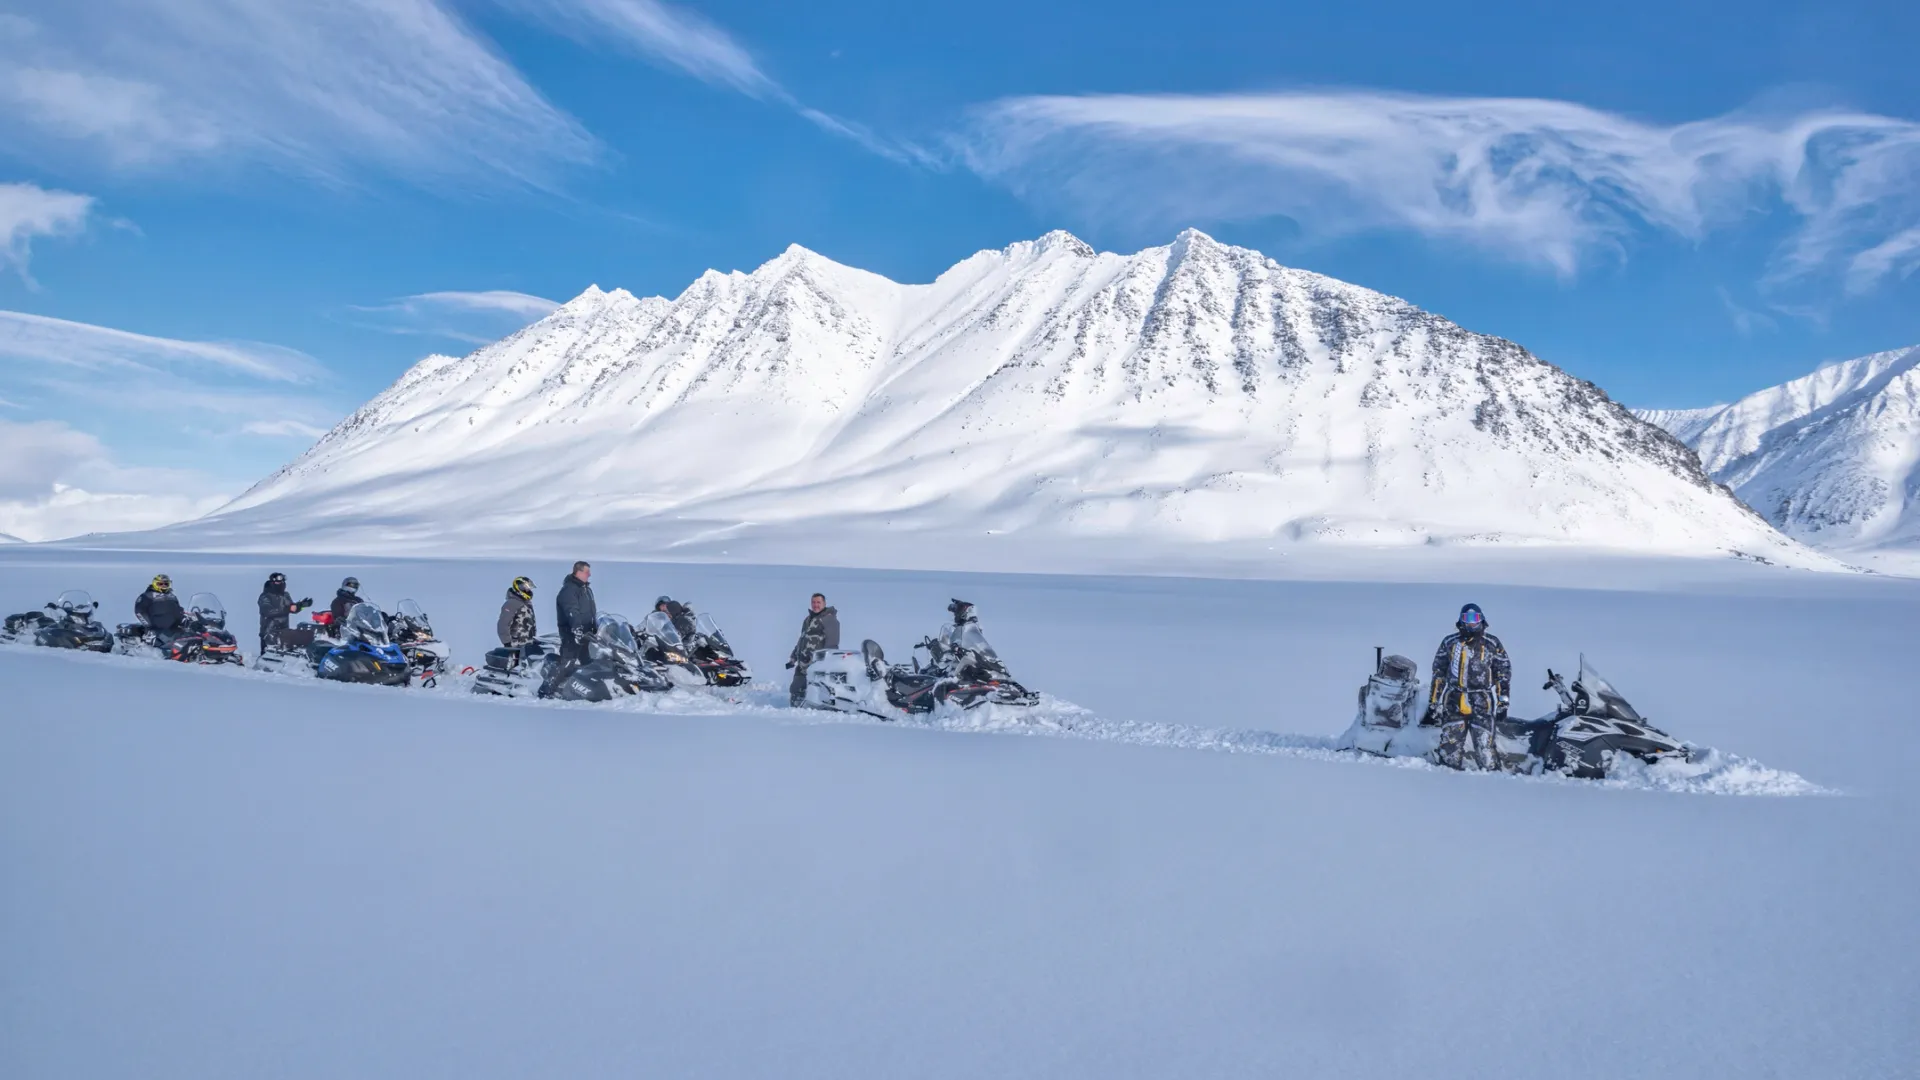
[1458, 609, 1485, 627]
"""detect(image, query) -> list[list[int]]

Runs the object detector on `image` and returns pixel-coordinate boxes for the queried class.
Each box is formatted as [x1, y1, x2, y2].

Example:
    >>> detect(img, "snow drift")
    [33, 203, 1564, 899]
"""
[148, 231, 1815, 568]
[1640, 345, 1920, 554]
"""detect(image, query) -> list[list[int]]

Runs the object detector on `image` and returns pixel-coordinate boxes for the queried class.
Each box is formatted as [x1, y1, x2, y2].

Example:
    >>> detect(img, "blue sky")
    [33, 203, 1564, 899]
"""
[1, 0, 1916, 539]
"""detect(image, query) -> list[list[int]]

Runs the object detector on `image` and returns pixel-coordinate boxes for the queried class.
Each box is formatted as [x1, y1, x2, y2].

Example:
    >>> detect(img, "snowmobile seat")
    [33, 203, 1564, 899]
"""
[862, 639, 887, 680]
[483, 646, 517, 672]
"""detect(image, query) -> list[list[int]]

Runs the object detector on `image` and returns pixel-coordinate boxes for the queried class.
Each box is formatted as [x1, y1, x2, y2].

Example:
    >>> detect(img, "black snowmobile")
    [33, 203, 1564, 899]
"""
[2, 590, 113, 652]
[683, 611, 752, 687]
[116, 592, 243, 664]
[635, 610, 707, 689]
[307, 601, 412, 687]
[804, 608, 1039, 717]
[539, 614, 674, 702]
[1340, 651, 1691, 779]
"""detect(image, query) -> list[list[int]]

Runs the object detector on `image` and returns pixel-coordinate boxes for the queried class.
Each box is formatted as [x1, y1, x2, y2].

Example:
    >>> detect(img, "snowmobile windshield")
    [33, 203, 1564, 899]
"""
[55, 589, 96, 615]
[188, 592, 225, 624]
[599, 615, 639, 653]
[956, 623, 998, 658]
[395, 599, 431, 633]
[693, 612, 725, 641]
[1579, 655, 1644, 723]
[641, 610, 683, 647]
[345, 602, 389, 645]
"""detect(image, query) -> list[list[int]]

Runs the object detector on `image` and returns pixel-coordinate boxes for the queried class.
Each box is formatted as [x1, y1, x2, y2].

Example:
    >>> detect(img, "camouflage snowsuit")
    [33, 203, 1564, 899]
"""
[1429, 631, 1512, 771]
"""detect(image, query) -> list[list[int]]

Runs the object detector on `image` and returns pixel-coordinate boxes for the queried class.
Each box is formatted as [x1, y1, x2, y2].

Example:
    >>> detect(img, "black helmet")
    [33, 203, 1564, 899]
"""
[267, 572, 286, 587]
[947, 598, 975, 624]
[511, 576, 534, 601]
[341, 577, 359, 592]
[1457, 603, 1487, 635]
[656, 595, 673, 609]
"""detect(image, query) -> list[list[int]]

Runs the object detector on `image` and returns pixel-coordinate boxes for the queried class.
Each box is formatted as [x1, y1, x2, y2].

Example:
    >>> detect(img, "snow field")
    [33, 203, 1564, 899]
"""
[4, 550, 1918, 1078]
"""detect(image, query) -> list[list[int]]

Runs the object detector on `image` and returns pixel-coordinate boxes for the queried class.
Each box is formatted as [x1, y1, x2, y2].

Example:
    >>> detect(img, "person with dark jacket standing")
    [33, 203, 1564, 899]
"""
[785, 592, 840, 706]
[497, 576, 537, 648]
[256, 572, 313, 653]
[134, 574, 185, 637]
[1428, 602, 1513, 771]
[328, 577, 362, 629]
[555, 562, 597, 666]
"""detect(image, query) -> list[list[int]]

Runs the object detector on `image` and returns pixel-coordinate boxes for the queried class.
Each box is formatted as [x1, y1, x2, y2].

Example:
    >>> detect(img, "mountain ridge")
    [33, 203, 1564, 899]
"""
[151, 230, 1823, 571]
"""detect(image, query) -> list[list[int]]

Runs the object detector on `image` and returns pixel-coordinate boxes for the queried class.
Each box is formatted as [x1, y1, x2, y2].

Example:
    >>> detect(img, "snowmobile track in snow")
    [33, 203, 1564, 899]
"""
[2, 641, 1826, 797]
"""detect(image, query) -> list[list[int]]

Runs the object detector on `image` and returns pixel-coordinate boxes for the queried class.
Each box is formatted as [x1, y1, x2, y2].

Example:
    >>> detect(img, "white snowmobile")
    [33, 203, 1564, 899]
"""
[1339, 649, 1693, 779]
[471, 633, 562, 698]
[805, 608, 1039, 719]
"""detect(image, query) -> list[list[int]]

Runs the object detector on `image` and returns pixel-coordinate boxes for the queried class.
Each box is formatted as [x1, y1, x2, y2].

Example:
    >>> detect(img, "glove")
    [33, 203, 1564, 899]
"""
[296, 597, 313, 610]
[784, 660, 794, 669]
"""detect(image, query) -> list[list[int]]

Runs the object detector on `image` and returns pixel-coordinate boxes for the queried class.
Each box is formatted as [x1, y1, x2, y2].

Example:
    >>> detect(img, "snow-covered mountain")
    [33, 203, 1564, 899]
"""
[159, 230, 1819, 570]
[0, 532, 24, 545]
[1637, 346, 1920, 553]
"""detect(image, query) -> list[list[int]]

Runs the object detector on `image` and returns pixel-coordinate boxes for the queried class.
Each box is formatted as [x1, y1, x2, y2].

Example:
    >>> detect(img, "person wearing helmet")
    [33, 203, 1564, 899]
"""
[654, 595, 696, 639]
[256, 572, 314, 654]
[785, 592, 839, 706]
[328, 576, 362, 629]
[497, 576, 537, 648]
[134, 574, 185, 636]
[1427, 602, 1512, 771]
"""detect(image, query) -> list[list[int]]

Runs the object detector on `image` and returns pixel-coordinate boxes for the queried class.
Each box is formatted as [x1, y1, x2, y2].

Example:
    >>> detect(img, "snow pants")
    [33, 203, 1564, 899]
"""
[1434, 712, 1501, 771]
[789, 662, 810, 705]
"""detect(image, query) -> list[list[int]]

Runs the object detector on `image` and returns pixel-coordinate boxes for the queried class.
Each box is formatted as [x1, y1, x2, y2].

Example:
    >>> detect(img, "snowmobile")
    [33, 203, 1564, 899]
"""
[539, 614, 674, 702]
[471, 633, 562, 698]
[2, 590, 113, 652]
[1338, 649, 1693, 779]
[685, 611, 752, 687]
[255, 608, 339, 673]
[804, 620, 1040, 719]
[115, 592, 242, 664]
[636, 610, 706, 688]
[386, 599, 452, 687]
[308, 601, 412, 687]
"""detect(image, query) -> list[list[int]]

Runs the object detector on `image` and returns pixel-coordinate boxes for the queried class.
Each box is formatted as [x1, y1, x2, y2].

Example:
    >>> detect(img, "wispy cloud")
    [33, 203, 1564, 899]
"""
[240, 419, 331, 439]
[350, 289, 561, 344]
[959, 90, 1920, 290]
[0, 181, 95, 282]
[1717, 287, 1779, 336]
[0, 1, 598, 187]
[502, 0, 929, 164]
[0, 310, 321, 383]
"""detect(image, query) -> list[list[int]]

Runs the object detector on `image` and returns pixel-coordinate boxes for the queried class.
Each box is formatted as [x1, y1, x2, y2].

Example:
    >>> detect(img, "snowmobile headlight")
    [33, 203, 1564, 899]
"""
[665, 651, 686, 663]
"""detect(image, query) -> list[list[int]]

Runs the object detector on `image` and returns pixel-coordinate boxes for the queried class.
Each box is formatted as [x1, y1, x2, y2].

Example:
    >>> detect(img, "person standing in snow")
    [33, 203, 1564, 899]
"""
[497, 576, 537, 648]
[785, 592, 839, 706]
[1427, 602, 1512, 771]
[555, 561, 597, 668]
[256, 572, 313, 654]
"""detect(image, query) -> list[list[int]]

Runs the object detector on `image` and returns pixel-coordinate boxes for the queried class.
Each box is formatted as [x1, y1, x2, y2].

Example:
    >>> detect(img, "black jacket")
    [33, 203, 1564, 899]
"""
[328, 588, 360, 628]
[256, 583, 309, 638]
[498, 591, 536, 647]
[789, 606, 840, 665]
[556, 574, 597, 642]
[135, 589, 184, 633]
[659, 600, 696, 640]
[1429, 630, 1512, 720]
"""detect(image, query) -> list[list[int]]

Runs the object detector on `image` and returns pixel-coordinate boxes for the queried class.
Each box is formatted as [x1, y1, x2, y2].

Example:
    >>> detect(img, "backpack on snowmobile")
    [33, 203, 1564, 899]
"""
[3, 590, 113, 653]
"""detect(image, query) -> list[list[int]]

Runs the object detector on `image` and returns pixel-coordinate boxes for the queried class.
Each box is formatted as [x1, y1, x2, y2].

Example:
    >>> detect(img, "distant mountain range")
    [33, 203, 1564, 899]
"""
[131, 230, 1824, 571]
[1639, 345, 1920, 555]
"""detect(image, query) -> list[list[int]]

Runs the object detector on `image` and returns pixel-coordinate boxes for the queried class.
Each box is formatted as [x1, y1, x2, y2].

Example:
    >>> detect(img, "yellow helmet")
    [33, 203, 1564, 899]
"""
[510, 576, 534, 601]
[150, 574, 172, 592]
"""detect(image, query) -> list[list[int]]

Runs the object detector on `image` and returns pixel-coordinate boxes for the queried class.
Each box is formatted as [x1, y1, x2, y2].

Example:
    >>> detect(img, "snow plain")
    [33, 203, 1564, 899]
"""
[3, 548, 1917, 1079]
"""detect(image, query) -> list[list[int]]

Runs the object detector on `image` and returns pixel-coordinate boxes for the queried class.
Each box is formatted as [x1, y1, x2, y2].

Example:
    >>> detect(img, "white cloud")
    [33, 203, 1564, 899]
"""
[0, 181, 94, 281]
[239, 420, 331, 439]
[0, 417, 230, 541]
[0, 2, 598, 187]
[960, 90, 1920, 289]
[350, 289, 561, 344]
[500, 0, 775, 98]
[0, 310, 320, 383]
[1716, 287, 1778, 337]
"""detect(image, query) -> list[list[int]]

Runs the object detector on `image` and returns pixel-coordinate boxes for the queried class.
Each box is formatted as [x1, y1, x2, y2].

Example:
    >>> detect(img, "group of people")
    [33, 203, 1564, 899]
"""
[495, 560, 840, 705]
